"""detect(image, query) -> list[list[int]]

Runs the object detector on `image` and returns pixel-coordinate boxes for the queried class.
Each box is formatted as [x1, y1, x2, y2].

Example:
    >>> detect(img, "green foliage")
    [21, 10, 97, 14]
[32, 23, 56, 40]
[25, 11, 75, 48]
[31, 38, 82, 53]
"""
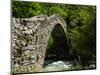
[46, 36, 55, 54]
[12, 1, 68, 18]
[68, 6, 96, 65]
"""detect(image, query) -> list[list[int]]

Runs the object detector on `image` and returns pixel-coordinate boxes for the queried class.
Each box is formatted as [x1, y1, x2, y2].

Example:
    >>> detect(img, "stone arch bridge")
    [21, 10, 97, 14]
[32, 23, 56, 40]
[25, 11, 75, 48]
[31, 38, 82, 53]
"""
[12, 14, 70, 73]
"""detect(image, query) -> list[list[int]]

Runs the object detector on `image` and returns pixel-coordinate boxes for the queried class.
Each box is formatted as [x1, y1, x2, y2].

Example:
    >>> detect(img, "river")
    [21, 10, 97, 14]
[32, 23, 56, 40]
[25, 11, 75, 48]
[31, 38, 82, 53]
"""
[43, 60, 96, 72]
[43, 60, 73, 72]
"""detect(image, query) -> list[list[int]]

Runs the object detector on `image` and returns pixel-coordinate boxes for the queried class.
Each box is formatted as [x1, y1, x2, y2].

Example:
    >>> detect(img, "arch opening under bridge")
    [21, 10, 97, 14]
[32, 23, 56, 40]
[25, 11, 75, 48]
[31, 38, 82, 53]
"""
[43, 23, 70, 67]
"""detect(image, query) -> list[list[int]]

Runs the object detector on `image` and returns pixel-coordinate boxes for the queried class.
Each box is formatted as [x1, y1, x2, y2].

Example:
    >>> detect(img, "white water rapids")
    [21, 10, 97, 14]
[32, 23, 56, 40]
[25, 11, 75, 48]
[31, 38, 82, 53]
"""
[43, 60, 73, 72]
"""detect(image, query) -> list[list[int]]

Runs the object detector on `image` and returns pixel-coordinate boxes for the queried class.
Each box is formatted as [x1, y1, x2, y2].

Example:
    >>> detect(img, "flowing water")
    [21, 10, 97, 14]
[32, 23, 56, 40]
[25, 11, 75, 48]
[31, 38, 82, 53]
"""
[43, 60, 96, 72]
[43, 60, 73, 72]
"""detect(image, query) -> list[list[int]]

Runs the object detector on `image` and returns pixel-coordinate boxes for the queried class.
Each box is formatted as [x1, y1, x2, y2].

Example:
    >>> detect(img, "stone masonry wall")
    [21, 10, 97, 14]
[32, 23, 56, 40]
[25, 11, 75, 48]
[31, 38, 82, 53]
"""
[11, 14, 68, 73]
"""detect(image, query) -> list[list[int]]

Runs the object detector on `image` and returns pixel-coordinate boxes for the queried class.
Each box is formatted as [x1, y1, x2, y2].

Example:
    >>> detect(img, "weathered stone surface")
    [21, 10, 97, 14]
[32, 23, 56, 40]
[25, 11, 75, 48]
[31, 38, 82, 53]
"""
[11, 14, 69, 73]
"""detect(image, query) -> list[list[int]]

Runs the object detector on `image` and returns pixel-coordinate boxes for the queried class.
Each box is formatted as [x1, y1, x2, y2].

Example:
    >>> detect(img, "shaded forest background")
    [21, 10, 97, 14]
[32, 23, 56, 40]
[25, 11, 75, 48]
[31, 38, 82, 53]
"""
[12, 1, 96, 66]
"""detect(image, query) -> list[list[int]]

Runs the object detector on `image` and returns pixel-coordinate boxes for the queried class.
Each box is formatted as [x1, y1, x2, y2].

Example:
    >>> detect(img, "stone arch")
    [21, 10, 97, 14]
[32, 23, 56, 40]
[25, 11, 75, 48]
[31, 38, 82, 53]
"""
[34, 14, 70, 68]
[12, 14, 70, 73]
